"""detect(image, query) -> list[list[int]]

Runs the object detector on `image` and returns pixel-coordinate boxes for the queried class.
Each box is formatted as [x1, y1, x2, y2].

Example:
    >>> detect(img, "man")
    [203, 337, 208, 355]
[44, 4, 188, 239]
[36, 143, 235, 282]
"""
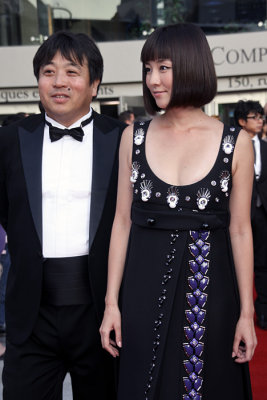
[0, 31, 125, 399]
[234, 100, 267, 329]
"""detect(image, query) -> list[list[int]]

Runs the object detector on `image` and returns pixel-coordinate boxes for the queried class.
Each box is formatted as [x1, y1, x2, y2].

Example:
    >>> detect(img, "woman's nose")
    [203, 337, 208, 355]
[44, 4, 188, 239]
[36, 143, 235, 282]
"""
[148, 69, 160, 85]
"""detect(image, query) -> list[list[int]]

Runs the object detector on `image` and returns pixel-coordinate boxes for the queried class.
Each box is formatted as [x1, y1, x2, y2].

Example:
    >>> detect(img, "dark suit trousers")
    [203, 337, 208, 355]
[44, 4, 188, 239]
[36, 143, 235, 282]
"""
[252, 205, 267, 318]
[2, 303, 116, 400]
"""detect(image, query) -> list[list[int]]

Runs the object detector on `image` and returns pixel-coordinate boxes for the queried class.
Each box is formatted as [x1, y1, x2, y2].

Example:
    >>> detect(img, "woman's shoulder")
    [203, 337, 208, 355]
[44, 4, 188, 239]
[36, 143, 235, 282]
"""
[119, 124, 134, 165]
[234, 128, 251, 149]
[231, 128, 253, 174]
[204, 114, 224, 133]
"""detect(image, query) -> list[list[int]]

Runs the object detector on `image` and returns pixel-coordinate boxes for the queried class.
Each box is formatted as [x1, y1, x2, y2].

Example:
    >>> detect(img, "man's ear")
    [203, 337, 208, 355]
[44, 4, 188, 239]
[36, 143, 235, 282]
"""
[238, 118, 246, 128]
[92, 79, 101, 97]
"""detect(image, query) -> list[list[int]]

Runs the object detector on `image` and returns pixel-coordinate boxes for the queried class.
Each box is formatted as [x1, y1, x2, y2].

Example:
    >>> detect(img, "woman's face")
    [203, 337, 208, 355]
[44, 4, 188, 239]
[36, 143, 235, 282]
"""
[145, 59, 173, 110]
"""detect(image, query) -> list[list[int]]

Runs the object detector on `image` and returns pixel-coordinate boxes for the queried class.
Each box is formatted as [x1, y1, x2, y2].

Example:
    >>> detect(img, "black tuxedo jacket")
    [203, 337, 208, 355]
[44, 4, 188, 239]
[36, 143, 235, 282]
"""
[0, 111, 125, 345]
[251, 138, 267, 219]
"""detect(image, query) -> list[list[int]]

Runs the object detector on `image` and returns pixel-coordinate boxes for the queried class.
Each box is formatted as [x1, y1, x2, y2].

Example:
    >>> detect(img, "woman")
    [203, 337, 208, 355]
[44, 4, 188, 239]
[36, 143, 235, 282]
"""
[100, 23, 257, 399]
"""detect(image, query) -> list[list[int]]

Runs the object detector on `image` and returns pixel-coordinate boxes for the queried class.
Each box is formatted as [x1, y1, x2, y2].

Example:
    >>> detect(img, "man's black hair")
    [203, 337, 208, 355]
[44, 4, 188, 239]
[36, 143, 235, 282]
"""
[33, 31, 103, 86]
[234, 100, 263, 127]
[118, 110, 134, 123]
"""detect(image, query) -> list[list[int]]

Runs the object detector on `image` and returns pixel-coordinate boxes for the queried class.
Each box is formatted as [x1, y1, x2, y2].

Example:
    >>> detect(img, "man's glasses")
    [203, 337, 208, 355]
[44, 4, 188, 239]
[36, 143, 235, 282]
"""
[246, 115, 265, 121]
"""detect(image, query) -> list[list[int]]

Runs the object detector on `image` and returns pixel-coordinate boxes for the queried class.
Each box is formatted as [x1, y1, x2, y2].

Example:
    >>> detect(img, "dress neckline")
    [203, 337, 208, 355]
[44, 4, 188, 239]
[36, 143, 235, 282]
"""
[142, 121, 227, 189]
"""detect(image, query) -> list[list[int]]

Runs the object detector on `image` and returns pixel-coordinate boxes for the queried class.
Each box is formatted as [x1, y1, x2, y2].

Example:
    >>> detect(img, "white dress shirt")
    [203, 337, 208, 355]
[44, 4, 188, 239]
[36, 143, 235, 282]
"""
[252, 134, 261, 180]
[42, 110, 93, 258]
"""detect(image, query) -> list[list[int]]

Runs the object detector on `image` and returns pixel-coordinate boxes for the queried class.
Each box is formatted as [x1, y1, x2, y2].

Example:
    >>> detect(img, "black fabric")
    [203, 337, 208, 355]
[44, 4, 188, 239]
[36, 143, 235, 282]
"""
[46, 114, 93, 142]
[42, 256, 92, 306]
[3, 303, 116, 400]
[131, 203, 229, 231]
[117, 122, 252, 400]
[0, 111, 125, 345]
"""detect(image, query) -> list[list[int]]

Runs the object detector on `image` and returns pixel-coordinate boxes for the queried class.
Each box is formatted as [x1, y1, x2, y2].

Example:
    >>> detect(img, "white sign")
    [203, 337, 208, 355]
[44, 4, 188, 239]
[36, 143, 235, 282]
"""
[218, 74, 267, 92]
[208, 31, 267, 77]
[0, 88, 40, 103]
[0, 83, 143, 103]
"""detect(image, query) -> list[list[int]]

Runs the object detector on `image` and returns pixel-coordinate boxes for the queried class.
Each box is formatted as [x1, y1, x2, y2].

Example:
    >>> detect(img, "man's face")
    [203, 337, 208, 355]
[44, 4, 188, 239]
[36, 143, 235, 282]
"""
[38, 52, 100, 126]
[238, 112, 264, 137]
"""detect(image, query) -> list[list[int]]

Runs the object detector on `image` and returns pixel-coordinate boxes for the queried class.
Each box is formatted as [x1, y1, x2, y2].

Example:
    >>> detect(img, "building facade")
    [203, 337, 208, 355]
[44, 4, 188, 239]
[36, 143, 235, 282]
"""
[0, 0, 267, 124]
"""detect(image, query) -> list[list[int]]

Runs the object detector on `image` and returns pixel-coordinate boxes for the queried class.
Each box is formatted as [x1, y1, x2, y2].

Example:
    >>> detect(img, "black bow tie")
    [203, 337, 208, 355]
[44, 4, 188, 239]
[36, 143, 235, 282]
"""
[46, 115, 93, 142]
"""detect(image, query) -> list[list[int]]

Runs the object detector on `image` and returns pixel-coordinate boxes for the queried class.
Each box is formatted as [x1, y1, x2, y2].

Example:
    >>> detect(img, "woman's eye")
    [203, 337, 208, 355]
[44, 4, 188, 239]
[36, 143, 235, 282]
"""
[144, 66, 151, 73]
[160, 65, 169, 71]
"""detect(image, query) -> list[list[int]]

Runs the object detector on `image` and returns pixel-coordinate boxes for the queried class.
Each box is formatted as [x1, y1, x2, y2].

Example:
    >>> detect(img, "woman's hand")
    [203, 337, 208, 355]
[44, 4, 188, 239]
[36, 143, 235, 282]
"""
[100, 304, 122, 358]
[232, 315, 257, 363]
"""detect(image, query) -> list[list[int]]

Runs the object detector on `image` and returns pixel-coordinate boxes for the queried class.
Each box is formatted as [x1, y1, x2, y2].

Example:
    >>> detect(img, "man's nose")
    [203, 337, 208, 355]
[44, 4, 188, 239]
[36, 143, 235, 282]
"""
[53, 71, 67, 87]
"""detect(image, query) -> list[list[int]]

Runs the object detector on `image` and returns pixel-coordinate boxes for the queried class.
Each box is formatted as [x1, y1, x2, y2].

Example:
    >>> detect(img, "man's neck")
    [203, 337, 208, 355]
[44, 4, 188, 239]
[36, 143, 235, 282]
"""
[246, 131, 258, 140]
[46, 109, 92, 128]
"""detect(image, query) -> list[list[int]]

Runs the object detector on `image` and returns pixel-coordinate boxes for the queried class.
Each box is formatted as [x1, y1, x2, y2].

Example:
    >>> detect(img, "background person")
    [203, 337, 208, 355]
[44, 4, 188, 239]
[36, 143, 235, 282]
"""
[0, 233, 9, 335]
[100, 23, 256, 400]
[118, 110, 135, 125]
[0, 31, 125, 399]
[234, 100, 267, 330]
[261, 105, 267, 142]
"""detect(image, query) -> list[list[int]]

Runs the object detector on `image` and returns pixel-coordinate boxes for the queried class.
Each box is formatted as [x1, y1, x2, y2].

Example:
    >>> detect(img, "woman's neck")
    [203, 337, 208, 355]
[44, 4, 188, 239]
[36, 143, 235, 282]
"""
[160, 106, 207, 130]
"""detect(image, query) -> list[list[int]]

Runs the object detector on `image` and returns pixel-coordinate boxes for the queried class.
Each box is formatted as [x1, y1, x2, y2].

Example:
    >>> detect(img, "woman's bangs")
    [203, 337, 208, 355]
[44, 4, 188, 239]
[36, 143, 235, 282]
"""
[141, 32, 172, 63]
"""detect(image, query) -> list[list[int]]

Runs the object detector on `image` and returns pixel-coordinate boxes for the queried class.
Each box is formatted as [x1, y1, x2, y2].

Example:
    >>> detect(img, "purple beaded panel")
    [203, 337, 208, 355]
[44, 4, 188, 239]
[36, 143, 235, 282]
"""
[182, 230, 210, 400]
[144, 230, 179, 400]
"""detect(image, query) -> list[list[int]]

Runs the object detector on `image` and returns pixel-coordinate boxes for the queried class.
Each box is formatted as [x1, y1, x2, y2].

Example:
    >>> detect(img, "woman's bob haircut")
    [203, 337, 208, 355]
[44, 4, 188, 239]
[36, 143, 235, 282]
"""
[141, 23, 217, 115]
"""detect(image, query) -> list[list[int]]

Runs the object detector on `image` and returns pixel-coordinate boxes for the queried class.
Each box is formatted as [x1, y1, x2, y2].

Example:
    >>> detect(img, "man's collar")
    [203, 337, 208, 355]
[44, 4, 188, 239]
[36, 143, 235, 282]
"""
[252, 134, 260, 143]
[45, 108, 92, 129]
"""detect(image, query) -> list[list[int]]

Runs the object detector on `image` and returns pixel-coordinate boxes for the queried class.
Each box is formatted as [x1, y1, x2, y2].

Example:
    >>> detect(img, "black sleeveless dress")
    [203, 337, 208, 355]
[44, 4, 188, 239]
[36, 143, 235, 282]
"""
[118, 120, 252, 400]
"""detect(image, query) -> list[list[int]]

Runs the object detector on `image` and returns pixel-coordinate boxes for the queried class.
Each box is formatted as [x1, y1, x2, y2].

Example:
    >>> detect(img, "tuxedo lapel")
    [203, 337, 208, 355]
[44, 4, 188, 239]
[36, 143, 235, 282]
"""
[18, 119, 44, 246]
[89, 116, 119, 251]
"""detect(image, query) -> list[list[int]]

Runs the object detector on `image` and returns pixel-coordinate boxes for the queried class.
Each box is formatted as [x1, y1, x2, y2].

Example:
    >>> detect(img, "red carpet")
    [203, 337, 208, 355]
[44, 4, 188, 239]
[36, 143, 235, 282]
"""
[250, 323, 267, 399]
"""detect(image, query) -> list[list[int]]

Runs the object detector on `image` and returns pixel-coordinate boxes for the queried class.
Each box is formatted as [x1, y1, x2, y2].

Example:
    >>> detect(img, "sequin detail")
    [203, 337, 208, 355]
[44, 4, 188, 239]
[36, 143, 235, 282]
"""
[220, 171, 230, 193]
[196, 189, 211, 210]
[134, 128, 145, 145]
[140, 180, 153, 202]
[222, 135, 234, 155]
[183, 230, 210, 400]
[166, 186, 179, 209]
[130, 161, 140, 183]
[144, 231, 178, 399]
